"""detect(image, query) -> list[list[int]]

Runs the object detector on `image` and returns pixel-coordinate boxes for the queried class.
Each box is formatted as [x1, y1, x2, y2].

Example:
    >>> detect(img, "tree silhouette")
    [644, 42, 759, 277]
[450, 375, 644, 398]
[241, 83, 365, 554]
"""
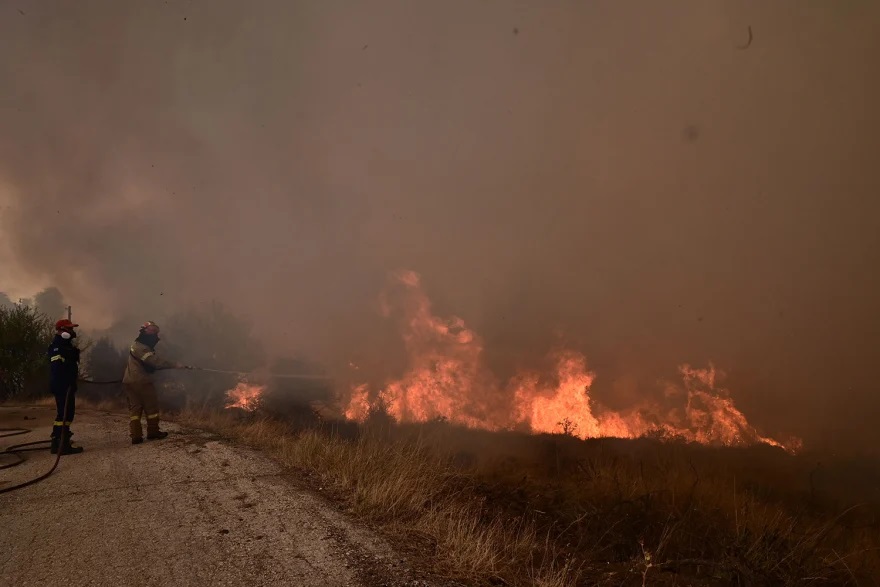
[70, 336, 128, 401]
[84, 336, 128, 382]
[34, 287, 66, 320]
[163, 301, 265, 372]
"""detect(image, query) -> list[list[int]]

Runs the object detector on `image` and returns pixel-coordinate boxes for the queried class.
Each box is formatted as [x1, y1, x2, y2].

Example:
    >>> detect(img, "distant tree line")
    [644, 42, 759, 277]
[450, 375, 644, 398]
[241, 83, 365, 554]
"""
[0, 286, 68, 319]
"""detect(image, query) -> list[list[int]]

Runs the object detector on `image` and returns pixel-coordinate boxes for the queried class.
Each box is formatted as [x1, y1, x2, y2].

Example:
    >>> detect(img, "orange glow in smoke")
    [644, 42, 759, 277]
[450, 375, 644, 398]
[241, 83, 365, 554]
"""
[344, 271, 801, 453]
[225, 381, 266, 411]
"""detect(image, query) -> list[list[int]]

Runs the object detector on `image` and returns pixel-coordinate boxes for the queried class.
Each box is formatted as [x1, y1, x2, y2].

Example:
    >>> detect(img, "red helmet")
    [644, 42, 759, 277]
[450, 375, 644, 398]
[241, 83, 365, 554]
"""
[55, 319, 79, 330]
[140, 321, 160, 335]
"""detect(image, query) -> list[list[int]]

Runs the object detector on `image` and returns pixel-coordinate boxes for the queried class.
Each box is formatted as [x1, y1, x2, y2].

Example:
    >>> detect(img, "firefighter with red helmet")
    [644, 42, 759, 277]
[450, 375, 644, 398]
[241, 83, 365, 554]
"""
[122, 321, 190, 444]
[48, 319, 84, 454]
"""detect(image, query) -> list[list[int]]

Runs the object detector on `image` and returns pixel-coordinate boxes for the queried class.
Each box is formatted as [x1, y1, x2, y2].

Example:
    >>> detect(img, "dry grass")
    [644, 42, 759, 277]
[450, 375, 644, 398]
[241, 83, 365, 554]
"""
[9, 391, 879, 585]
[176, 407, 582, 585]
[172, 406, 879, 586]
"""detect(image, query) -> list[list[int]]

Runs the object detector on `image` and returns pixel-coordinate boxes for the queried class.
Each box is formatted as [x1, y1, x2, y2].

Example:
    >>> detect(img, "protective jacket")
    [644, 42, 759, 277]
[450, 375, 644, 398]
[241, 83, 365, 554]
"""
[123, 337, 177, 385]
[48, 334, 80, 394]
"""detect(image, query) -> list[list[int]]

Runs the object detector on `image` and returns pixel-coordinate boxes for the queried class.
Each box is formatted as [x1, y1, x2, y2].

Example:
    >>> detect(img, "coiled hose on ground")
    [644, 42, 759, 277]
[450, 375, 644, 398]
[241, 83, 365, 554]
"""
[0, 384, 73, 495]
[0, 377, 125, 495]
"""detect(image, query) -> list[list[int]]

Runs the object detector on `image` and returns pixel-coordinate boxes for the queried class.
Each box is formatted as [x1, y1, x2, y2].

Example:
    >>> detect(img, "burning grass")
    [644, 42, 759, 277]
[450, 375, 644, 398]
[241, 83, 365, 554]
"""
[342, 271, 801, 455]
[174, 405, 880, 586]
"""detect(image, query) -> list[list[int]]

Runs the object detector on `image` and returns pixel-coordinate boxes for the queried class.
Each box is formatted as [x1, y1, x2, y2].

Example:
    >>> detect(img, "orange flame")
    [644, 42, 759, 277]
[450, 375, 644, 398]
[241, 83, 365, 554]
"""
[344, 383, 372, 420]
[345, 271, 801, 453]
[225, 381, 266, 411]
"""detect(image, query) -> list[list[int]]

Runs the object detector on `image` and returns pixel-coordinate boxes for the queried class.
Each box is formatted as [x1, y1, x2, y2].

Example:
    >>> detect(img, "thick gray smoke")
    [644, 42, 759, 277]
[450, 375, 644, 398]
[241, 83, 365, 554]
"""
[1, 1, 878, 451]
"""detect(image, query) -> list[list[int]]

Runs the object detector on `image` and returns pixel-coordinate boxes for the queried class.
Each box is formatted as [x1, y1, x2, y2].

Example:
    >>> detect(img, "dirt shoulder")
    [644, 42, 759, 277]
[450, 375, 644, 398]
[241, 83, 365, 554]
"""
[0, 406, 444, 587]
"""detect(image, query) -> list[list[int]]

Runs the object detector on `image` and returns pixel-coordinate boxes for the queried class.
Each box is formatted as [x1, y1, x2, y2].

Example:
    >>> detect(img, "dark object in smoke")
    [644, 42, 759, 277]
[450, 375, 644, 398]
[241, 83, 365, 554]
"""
[737, 25, 753, 50]
[513, 27, 519, 35]
[682, 124, 700, 142]
[78, 336, 128, 402]
[34, 287, 66, 322]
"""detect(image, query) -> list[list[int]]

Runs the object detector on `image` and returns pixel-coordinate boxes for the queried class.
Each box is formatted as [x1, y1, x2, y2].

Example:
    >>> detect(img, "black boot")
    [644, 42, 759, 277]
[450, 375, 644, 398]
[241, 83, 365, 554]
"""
[146, 417, 168, 441]
[50, 436, 60, 454]
[59, 432, 84, 455]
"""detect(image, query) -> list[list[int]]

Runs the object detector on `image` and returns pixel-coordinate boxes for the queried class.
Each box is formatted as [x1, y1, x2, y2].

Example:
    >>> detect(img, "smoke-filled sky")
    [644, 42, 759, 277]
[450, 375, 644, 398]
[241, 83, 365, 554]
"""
[1, 1, 878, 450]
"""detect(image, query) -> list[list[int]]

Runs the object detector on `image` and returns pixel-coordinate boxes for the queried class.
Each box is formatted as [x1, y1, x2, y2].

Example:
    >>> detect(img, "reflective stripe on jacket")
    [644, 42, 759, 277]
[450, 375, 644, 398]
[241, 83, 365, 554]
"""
[123, 340, 176, 385]
[47, 335, 79, 393]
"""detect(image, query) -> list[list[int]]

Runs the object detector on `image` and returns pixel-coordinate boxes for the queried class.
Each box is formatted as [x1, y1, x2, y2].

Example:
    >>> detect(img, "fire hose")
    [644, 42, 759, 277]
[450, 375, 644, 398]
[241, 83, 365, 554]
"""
[67, 368, 333, 384]
[0, 384, 73, 495]
[0, 368, 330, 494]
[191, 367, 332, 381]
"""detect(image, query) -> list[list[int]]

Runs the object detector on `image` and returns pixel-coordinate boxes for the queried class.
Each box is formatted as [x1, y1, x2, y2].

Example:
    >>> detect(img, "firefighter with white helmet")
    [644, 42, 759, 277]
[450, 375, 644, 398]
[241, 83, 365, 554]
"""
[122, 321, 191, 444]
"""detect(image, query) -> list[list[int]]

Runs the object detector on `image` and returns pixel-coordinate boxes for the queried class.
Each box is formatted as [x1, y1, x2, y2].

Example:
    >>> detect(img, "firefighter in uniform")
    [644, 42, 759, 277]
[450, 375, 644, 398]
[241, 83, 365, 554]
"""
[123, 321, 190, 444]
[48, 319, 84, 455]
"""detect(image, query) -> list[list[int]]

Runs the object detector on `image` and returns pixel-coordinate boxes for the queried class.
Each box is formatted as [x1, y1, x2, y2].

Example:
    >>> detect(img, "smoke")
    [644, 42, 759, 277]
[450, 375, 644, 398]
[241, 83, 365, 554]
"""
[1, 1, 878, 451]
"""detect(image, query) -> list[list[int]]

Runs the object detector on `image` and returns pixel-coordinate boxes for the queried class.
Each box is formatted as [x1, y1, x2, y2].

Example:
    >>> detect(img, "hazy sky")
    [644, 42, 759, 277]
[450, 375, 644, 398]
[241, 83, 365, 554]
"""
[1, 1, 878, 450]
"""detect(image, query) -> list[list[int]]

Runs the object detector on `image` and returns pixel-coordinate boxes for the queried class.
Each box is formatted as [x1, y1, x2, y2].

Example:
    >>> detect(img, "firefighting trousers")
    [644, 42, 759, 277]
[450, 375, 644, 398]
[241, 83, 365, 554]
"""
[51, 387, 75, 439]
[124, 383, 161, 440]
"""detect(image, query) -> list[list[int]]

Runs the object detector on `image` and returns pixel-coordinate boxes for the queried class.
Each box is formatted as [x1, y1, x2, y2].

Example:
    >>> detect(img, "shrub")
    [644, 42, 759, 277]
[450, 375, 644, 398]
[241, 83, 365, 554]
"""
[0, 304, 54, 400]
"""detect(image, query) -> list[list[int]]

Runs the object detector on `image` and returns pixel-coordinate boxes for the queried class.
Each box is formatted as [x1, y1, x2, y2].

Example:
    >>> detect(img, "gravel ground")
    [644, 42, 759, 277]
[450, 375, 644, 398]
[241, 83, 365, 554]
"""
[0, 406, 447, 587]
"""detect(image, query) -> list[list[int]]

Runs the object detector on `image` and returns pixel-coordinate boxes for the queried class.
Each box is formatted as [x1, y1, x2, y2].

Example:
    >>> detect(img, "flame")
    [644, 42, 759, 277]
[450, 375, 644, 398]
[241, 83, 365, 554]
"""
[344, 271, 801, 453]
[225, 381, 266, 411]
[344, 383, 371, 420]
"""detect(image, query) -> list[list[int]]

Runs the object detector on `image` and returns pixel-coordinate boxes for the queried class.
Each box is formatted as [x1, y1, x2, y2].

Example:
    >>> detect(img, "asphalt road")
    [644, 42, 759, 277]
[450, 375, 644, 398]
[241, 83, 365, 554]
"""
[0, 406, 438, 587]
